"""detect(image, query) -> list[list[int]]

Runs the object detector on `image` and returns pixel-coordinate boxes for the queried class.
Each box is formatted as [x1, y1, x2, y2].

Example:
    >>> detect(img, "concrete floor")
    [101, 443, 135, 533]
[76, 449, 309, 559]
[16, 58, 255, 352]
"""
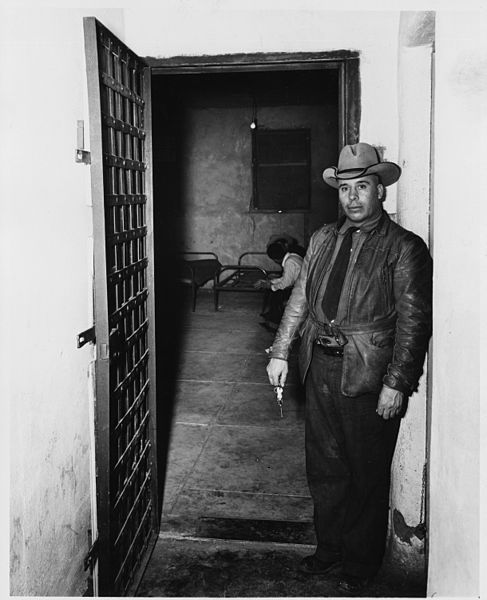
[160, 289, 311, 525]
[136, 289, 425, 598]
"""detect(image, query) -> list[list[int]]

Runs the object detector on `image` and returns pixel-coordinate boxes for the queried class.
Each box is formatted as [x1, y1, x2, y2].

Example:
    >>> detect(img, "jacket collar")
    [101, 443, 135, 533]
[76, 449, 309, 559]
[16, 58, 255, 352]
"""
[334, 210, 390, 237]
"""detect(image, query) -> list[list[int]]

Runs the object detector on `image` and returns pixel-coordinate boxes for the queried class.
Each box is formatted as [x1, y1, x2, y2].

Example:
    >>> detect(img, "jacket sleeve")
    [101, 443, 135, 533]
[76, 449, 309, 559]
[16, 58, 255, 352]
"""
[268, 240, 314, 360]
[383, 234, 433, 394]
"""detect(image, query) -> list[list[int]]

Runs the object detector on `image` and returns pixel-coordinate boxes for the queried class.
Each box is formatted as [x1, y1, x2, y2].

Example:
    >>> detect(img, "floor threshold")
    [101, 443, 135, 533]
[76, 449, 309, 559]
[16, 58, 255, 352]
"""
[160, 515, 316, 546]
[158, 531, 316, 552]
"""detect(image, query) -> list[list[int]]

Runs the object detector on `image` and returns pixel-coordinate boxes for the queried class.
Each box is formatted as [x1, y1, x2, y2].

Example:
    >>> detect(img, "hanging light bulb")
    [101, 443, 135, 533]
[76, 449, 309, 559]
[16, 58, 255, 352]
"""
[250, 93, 257, 130]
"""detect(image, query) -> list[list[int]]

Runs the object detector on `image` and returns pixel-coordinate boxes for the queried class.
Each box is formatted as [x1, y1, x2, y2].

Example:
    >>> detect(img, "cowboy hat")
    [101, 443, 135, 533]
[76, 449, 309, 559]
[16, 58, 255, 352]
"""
[322, 143, 401, 189]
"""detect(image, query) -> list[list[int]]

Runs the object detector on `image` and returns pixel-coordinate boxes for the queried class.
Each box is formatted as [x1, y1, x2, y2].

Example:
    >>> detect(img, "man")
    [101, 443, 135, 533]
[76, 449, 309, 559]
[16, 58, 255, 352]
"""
[266, 143, 432, 592]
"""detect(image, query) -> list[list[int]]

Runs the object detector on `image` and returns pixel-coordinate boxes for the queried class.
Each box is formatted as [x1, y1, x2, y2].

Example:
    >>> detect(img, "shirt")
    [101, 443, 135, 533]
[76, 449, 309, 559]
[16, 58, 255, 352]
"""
[316, 211, 383, 322]
[270, 252, 304, 291]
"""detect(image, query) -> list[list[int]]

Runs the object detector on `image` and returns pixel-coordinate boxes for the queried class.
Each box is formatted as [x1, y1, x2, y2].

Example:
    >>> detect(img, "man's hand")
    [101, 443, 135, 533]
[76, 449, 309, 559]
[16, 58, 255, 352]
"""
[254, 279, 271, 289]
[266, 358, 288, 388]
[376, 385, 404, 420]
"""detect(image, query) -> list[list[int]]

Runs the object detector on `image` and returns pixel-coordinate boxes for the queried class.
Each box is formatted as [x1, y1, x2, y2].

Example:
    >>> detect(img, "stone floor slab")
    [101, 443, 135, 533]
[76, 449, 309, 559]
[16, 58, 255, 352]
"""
[172, 380, 233, 425]
[162, 423, 212, 512]
[180, 326, 271, 354]
[167, 488, 313, 522]
[177, 350, 250, 382]
[184, 425, 309, 496]
[216, 382, 305, 426]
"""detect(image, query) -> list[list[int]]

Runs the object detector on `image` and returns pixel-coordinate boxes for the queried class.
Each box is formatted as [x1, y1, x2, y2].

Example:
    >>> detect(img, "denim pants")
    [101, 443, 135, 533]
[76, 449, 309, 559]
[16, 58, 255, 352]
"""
[305, 347, 401, 577]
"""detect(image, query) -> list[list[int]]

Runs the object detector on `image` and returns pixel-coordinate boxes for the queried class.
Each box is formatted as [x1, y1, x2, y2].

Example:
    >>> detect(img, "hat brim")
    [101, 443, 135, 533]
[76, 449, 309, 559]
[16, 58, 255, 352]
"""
[322, 162, 402, 189]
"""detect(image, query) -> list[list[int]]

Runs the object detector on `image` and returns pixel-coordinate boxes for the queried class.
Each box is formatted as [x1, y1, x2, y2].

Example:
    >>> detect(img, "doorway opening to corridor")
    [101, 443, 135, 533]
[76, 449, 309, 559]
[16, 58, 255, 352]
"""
[147, 52, 359, 592]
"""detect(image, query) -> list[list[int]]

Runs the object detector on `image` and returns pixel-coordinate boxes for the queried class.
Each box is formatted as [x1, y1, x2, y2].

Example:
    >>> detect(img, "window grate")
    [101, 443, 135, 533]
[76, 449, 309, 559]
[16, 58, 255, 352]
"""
[252, 128, 311, 212]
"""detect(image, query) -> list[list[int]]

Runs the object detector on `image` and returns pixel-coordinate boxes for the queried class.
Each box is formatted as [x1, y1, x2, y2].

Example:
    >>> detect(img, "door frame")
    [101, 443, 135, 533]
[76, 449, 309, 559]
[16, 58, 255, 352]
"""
[146, 50, 361, 149]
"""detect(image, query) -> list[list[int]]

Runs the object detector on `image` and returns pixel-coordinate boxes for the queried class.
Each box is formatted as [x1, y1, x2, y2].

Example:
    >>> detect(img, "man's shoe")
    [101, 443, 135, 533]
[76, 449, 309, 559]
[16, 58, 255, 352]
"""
[337, 573, 371, 593]
[298, 555, 340, 575]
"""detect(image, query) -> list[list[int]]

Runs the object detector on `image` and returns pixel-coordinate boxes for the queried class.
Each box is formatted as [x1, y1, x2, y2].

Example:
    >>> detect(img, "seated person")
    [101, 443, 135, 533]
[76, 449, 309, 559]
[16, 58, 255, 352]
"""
[255, 237, 305, 330]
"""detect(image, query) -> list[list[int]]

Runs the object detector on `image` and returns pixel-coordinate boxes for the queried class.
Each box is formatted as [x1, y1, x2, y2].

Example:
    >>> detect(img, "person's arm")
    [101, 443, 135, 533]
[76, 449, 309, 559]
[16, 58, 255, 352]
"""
[270, 256, 303, 291]
[253, 278, 272, 289]
[382, 234, 433, 397]
[266, 263, 307, 388]
[267, 237, 316, 363]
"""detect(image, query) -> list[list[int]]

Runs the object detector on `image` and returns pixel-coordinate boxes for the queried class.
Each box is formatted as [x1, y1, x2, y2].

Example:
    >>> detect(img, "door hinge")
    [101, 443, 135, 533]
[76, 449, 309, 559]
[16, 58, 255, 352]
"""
[84, 535, 99, 571]
[77, 326, 96, 348]
[75, 120, 91, 164]
[75, 149, 91, 164]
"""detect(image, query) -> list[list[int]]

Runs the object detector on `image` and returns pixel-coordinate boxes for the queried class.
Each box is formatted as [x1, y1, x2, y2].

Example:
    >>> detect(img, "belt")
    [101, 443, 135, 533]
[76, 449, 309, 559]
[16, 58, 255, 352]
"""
[314, 341, 344, 357]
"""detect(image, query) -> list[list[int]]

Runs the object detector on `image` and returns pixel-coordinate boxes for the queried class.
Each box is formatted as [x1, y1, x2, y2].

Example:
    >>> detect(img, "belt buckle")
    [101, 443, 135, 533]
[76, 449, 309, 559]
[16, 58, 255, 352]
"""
[317, 331, 347, 347]
[315, 336, 343, 356]
[316, 334, 335, 347]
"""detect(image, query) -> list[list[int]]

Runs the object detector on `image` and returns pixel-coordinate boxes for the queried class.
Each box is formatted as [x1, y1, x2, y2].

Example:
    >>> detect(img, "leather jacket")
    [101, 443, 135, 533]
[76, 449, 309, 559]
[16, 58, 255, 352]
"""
[269, 212, 433, 397]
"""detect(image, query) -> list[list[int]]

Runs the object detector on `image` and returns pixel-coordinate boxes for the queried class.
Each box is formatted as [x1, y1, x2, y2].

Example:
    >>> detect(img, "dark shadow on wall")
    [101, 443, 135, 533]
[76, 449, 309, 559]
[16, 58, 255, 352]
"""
[151, 81, 186, 518]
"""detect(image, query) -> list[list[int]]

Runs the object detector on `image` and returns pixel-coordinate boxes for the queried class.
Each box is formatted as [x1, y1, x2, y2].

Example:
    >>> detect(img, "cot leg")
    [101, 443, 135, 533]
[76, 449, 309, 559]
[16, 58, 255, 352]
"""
[262, 290, 271, 316]
[191, 283, 197, 312]
[214, 289, 219, 311]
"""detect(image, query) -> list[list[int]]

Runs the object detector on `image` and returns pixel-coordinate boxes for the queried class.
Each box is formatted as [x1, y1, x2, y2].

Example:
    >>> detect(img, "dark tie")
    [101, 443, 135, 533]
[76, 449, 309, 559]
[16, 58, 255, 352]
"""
[322, 227, 357, 321]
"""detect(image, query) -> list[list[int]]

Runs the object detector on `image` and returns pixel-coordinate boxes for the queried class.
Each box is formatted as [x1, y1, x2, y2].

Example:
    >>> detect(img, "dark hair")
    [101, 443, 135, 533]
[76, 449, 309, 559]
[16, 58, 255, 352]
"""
[267, 238, 306, 261]
[290, 243, 306, 258]
[371, 174, 387, 201]
[267, 239, 288, 262]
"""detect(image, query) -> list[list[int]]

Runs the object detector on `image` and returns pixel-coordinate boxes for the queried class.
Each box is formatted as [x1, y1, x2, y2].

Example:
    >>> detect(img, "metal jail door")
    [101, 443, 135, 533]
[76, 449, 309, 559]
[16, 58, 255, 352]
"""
[84, 17, 158, 596]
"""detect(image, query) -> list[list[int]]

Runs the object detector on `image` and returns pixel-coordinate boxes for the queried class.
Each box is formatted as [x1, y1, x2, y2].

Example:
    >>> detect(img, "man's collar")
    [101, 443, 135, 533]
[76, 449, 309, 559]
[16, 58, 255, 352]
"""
[335, 210, 389, 236]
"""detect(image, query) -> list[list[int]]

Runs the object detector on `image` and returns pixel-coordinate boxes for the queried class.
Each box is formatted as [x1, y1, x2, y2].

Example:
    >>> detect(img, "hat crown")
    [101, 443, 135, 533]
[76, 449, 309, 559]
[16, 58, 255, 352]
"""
[337, 143, 382, 173]
[322, 141, 401, 189]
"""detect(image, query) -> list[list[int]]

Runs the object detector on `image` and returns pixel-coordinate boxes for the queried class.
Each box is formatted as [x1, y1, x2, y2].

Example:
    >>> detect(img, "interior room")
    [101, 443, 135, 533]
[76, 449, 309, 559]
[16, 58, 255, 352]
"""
[150, 65, 342, 470]
[148, 61, 342, 567]
[151, 66, 341, 257]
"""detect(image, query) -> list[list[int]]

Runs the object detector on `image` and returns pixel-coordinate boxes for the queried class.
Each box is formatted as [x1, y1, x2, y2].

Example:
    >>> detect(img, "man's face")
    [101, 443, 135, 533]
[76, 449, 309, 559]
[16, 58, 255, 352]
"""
[337, 175, 384, 225]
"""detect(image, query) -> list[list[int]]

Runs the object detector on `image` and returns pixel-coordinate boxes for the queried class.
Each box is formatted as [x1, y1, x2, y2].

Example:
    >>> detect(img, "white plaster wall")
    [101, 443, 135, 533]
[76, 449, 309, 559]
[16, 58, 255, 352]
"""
[1, 7, 125, 596]
[389, 40, 433, 575]
[123, 5, 400, 211]
[397, 45, 432, 245]
[427, 11, 485, 597]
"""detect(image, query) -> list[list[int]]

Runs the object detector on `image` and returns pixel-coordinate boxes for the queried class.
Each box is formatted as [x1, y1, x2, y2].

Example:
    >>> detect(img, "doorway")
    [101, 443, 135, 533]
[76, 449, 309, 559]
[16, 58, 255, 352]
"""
[148, 52, 360, 545]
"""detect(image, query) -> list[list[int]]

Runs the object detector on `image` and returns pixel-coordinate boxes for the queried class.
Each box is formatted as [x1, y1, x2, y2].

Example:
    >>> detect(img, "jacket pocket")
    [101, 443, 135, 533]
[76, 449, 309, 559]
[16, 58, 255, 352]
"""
[341, 331, 394, 396]
[370, 330, 394, 348]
